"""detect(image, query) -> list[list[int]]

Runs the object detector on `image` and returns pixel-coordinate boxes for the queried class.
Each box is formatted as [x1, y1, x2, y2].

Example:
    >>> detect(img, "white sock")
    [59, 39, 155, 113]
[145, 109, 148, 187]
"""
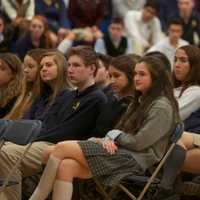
[52, 180, 73, 200]
[29, 155, 61, 200]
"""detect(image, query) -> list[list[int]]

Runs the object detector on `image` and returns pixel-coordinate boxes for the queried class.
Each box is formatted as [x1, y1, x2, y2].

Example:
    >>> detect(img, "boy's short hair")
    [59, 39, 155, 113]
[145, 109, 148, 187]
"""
[144, 0, 160, 14]
[167, 18, 184, 29]
[67, 45, 98, 76]
[110, 17, 124, 27]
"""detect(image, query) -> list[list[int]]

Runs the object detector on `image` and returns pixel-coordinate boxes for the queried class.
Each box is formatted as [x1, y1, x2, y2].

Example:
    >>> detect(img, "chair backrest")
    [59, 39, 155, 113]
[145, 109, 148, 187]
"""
[1, 119, 42, 145]
[0, 120, 12, 138]
[170, 122, 184, 143]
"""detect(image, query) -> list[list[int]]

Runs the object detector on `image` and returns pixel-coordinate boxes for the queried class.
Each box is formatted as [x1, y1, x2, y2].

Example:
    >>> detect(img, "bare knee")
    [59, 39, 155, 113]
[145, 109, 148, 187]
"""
[177, 132, 194, 150]
[51, 141, 78, 159]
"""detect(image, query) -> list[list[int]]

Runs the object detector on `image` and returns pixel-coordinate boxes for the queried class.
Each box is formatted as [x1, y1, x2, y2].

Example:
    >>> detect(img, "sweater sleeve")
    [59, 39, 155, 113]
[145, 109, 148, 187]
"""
[116, 102, 173, 151]
[94, 38, 106, 54]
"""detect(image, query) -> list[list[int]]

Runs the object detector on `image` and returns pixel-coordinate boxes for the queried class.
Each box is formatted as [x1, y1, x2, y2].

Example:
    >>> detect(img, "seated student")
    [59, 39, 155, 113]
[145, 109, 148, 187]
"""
[95, 53, 112, 96]
[152, 46, 200, 200]
[35, 0, 70, 35]
[172, 45, 200, 122]
[148, 18, 188, 67]
[5, 49, 47, 120]
[153, 131, 200, 200]
[29, 55, 179, 200]
[0, 53, 22, 118]
[95, 54, 138, 137]
[95, 17, 134, 57]
[0, 46, 106, 200]
[14, 15, 54, 60]
[169, 0, 200, 46]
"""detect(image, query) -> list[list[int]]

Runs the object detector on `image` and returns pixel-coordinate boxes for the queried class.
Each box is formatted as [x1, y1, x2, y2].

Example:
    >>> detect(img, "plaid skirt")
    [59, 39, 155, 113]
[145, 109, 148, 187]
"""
[78, 141, 144, 186]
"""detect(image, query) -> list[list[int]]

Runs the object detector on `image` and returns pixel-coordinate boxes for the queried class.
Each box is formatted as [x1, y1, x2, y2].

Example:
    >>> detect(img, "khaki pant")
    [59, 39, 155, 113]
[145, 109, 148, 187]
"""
[0, 141, 53, 200]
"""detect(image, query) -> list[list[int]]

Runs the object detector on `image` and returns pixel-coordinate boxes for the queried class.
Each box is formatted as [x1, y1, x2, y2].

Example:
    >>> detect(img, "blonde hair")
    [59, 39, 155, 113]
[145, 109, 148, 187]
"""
[5, 49, 47, 119]
[0, 53, 22, 110]
[40, 50, 69, 107]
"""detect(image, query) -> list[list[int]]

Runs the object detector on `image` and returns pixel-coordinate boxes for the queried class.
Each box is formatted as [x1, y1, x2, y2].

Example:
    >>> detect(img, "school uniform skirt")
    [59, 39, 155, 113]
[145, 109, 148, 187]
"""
[78, 141, 144, 186]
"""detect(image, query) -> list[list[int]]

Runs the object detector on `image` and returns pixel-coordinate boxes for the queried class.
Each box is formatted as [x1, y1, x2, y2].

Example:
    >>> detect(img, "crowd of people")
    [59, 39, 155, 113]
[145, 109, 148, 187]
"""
[0, 0, 200, 200]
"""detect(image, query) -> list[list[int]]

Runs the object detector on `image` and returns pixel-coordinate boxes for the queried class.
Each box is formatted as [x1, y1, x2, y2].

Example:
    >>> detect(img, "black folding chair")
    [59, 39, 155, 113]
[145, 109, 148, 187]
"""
[94, 122, 185, 200]
[0, 119, 42, 193]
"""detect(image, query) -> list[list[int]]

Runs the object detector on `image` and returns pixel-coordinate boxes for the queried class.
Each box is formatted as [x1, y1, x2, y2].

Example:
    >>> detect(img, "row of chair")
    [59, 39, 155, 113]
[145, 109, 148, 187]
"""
[0, 119, 185, 200]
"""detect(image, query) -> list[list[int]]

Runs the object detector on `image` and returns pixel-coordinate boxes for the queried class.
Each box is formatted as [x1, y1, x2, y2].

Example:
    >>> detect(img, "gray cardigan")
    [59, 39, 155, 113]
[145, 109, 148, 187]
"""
[106, 96, 176, 171]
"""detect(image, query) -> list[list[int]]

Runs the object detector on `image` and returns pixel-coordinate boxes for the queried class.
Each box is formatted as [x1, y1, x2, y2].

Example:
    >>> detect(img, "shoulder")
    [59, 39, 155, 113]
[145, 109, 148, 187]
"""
[178, 39, 189, 46]
[89, 88, 107, 103]
[182, 86, 200, 96]
[150, 96, 172, 111]
[80, 86, 107, 104]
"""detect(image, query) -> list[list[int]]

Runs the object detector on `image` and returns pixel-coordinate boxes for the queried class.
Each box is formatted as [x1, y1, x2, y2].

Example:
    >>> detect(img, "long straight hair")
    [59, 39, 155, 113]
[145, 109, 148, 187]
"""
[5, 49, 47, 119]
[116, 56, 179, 134]
[39, 50, 69, 107]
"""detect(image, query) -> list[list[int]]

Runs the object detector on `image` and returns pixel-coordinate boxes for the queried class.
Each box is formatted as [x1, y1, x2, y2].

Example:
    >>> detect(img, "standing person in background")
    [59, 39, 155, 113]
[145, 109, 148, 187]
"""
[0, 53, 22, 118]
[124, 0, 164, 54]
[95, 18, 134, 57]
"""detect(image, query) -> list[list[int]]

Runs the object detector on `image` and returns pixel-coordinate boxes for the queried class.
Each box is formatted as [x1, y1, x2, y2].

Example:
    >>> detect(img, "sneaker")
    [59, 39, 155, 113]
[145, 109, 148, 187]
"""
[152, 187, 180, 200]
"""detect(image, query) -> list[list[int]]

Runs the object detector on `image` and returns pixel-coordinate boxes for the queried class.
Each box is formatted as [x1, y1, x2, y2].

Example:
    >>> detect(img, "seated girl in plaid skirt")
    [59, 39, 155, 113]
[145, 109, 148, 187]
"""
[29, 55, 180, 200]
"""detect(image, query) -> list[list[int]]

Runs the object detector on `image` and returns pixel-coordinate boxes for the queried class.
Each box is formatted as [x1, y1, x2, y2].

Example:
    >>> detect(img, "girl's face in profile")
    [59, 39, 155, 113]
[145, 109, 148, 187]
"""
[109, 65, 129, 95]
[134, 62, 152, 94]
[23, 55, 38, 82]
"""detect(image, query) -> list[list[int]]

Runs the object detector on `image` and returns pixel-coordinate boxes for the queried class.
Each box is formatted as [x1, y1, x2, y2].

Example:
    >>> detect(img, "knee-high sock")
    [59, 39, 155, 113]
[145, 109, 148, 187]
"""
[52, 180, 73, 200]
[160, 144, 186, 190]
[29, 155, 61, 200]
